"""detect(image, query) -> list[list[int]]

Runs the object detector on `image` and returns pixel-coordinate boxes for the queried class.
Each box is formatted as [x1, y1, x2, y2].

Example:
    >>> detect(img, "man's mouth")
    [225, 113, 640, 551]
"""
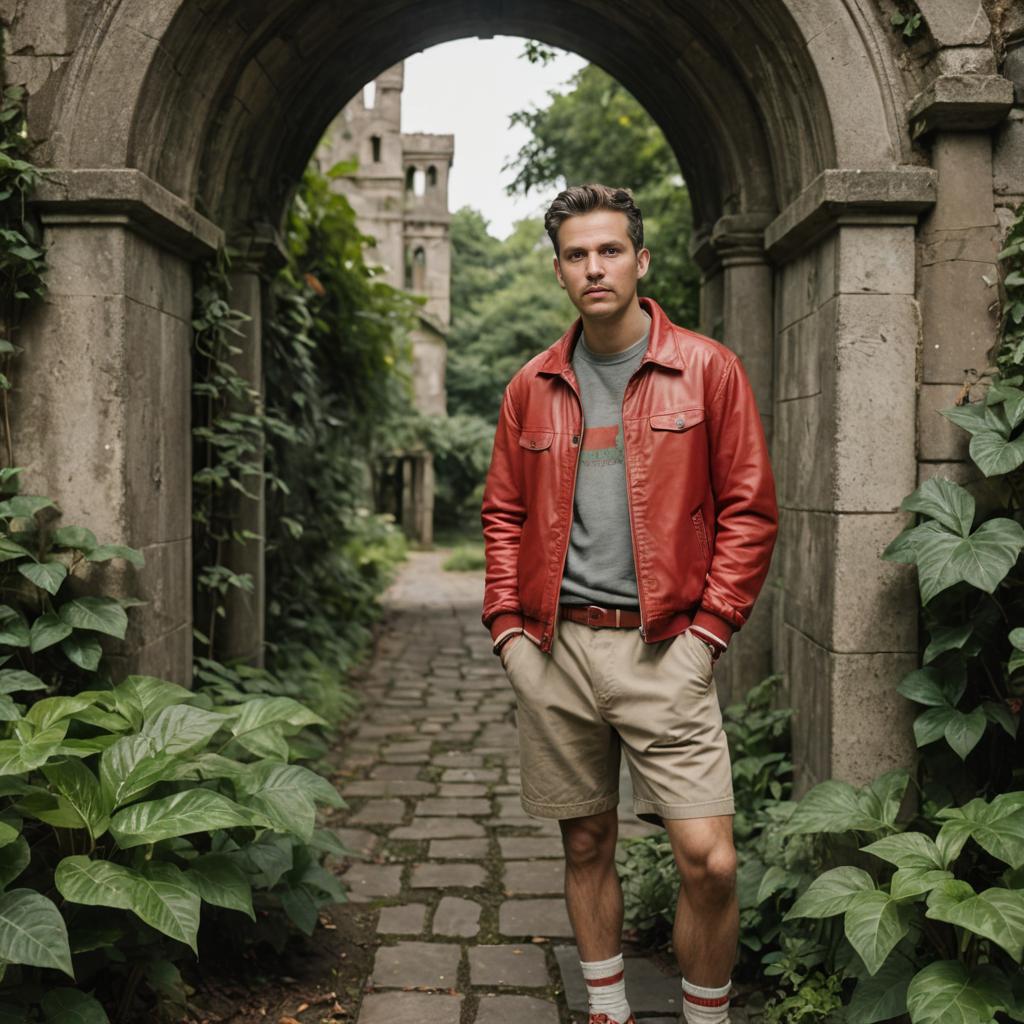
[584, 287, 610, 295]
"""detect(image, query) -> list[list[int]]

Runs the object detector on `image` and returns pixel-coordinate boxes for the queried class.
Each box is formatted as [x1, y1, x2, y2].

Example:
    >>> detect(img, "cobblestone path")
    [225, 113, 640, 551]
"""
[330, 549, 689, 1024]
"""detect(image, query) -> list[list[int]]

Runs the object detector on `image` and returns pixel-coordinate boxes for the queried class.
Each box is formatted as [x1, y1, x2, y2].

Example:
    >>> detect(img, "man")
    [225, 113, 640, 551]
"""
[480, 184, 778, 1024]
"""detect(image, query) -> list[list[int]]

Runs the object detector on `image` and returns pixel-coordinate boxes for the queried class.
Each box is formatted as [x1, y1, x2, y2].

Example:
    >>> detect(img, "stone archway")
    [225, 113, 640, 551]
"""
[6, 0, 1020, 789]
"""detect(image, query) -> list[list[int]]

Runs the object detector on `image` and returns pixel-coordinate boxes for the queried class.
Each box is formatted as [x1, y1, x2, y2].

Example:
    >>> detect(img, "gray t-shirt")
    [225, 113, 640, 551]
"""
[559, 319, 650, 607]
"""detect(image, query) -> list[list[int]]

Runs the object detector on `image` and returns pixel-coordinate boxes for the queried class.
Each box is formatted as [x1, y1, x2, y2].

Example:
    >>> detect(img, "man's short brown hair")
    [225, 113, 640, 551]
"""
[544, 184, 644, 256]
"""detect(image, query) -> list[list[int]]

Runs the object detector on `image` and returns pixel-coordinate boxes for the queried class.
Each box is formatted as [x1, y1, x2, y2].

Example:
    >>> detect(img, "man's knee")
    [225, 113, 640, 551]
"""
[672, 830, 737, 900]
[560, 810, 618, 868]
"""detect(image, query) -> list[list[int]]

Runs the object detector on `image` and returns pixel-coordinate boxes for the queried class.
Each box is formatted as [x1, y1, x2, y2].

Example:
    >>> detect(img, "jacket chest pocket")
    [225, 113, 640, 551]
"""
[519, 430, 553, 452]
[648, 407, 705, 433]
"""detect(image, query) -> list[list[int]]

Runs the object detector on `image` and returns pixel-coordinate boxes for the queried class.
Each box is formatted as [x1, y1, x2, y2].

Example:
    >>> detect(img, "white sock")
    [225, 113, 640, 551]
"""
[580, 953, 631, 1023]
[682, 977, 731, 1024]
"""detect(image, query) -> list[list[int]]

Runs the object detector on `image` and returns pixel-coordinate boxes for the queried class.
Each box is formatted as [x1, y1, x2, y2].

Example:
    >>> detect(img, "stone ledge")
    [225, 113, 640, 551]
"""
[765, 167, 937, 261]
[31, 168, 223, 259]
[909, 74, 1015, 135]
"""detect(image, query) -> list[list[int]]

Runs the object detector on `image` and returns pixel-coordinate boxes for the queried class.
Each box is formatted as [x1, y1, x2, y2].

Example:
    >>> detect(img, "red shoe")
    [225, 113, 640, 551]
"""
[589, 1016, 636, 1024]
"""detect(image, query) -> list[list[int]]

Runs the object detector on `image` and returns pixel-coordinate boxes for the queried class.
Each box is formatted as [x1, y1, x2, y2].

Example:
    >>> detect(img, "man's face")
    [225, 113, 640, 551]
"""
[552, 209, 650, 318]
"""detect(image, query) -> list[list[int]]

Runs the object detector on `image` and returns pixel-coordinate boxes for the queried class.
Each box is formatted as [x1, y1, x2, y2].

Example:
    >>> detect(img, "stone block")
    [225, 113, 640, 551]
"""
[350, 799, 406, 825]
[432, 895, 480, 937]
[437, 783, 488, 797]
[918, 383, 972, 461]
[923, 133, 998, 233]
[474, 995, 559, 1023]
[469, 944, 550, 987]
[357, 991, 461, 1024]
[780, 624, 833, 793]
[833, 292, 918, 511]
[415, 797, 492, 817]
[331, 827, 377, 859]
[411, 862, 487, 888]
[916, 1, 990, 46]
[369, 763, 424, 780]
[994, 110, 1024, 198]
[441, 767, 499, 783]
[772, 391, 833, 512]
[390, 817, 485, 840]
[775, 300, 826, 402]
[338, 863, 402, 902]
[371, 940, 461, 988]
[498, 899, 573, 938]
[498, 837, 564, 860]
[503, 860, 564, 896]
[377, 902, 427, 935]
[838, 225, 915, 295]
[428, 838, 490, 859]
[776, 232, 836, 330]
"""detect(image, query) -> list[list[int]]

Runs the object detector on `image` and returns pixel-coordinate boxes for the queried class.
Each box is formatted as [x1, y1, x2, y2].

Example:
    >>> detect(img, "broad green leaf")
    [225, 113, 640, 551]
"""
[937, 796, 1024, 868]
[60, 633, 103, 672]
[847, 953, 916, 1024]
[982, 701, 1018, 738]
[0, 722, 68, 774]
[178, 752, 250, 785]
[927, 880, 1024, 961]
[100, 735, 181, 809]
[0, 538, 30, 562]
[783, 780, 880, 834]
[113, 676, 197, 724]
[29, 613, 72, 653]
[0, 888, 73, 976]
[0, 821, 18, 849]
[940, 402, 992, 438]
[279, 883, 319, 935]
[231, 722, 289, 760]
[901, 477, 974, 537]
[236, 762, 341, 840]
[0, 496, 54, 519]
[85, 544, 144, 568]
[18, 561, 66, 596]
[41, 988, 110, 1023]
[58, 598, 127, 639]
[943, 706, 988, 761]
[986, 382, 1024, 427]
[53, 526, 97, 551]
[970, 429, 1024, 477]
[844, 890, 913, 975]
[0, 695, 18, 722]
[26, 694, 99, 731]
[55, 856, 200, 952]
[43, 760, 109, 840]
[243, 833, 294, 888]
[110, 789, 257, 848]
[0, 669, 45, 694]
[188, 853, 255, 920]
[140, 705, 227, 757]
[923, 623, 974, 665]
[913, 517, 1024, 604]
[890, 867, 954, 901]
[862, 832, 946, 870]
[862, 770, 910, 830]
[897, 666, 965, 708]
[228, 696, 326, 740]
[786, 866, 876, 919]
[907, 961, 1011, 1024]
[0, 618, 29, 648]
[914, 706, 955, 747]
[1011, 627, 1024, 651]
[0, 837, 29, 889]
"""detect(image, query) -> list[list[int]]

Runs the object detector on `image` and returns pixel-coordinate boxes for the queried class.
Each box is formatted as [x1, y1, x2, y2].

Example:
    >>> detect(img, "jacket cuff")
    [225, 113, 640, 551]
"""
[489, 611, 524, 649]
[691, 609, 734, 650]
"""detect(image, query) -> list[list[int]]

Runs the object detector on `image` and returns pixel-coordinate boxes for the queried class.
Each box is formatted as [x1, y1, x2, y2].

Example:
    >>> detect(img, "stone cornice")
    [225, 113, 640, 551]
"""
[31, 169, 223, 259]
[908, 74, 1015, 136]
[765, 168, 938, 261]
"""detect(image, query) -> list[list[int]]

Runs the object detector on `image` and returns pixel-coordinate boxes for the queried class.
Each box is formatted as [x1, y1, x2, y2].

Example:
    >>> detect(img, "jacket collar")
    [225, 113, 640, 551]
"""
[535, 296, 685, 377]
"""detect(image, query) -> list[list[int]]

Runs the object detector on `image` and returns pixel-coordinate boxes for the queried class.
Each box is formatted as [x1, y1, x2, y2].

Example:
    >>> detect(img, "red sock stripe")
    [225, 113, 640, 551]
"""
[585, 969, 625, 986]
[683, 993, 731, 1007]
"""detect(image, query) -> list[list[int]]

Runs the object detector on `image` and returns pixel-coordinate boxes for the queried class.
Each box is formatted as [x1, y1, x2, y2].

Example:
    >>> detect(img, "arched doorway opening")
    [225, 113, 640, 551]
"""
[17, 0, 950, 789]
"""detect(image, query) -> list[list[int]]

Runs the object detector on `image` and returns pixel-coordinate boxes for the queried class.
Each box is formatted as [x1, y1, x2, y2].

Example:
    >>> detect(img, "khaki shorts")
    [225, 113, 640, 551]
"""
[501, 615, 734, 827]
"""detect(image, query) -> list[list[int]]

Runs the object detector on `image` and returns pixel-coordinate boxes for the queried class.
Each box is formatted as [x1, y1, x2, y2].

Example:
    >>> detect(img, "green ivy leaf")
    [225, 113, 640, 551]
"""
[41, 988, 110, 1023]
[29, 613, 72, 653]
[843, 890, 913, 975]
[52, 526, 97, 551]
[847, 952, 915, 1024]
[99, 734, 183, 809]
[913, 518, 1024, 604]
[969, 430, 1024, 477]
[0, 538, 30, 562]
[85, 544, 145, 568]
[897, 665, 965, 707]
[140, 705, 228, 757]
[187, 853, 255, 921]
[58, 598, 127, 639]
[0, 669, 45, 694]
[901, 477, 975, 536]
[906, 961, 1010, 1024]
[0, 618, 29, 648]
[0, 495, 54, 519]
[42, 760, 110, 840]
[60, 633, 103, 672]
[922, 623, 973, 665]
[17, 560, 66, 596]
[109, 789, 257, 848]
[235, 762, 342, 841]
[889, 867, 954, 901]
[862, 832, 946, 870]
[936, 793, 1024, 868]
[785, 866, 876, 919]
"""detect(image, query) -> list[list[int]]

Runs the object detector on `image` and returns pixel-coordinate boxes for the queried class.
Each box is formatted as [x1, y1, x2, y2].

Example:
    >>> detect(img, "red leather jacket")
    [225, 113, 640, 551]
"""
[481, 296, 778, 654]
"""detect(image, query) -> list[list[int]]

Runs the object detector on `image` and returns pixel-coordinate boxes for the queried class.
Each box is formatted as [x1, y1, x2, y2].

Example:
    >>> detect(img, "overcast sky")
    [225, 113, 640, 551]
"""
[399, 37, 586, 239]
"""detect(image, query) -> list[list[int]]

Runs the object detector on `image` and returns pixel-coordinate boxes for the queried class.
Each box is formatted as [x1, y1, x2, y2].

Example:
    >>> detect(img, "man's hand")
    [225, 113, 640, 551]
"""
[498, 632, 523, 669]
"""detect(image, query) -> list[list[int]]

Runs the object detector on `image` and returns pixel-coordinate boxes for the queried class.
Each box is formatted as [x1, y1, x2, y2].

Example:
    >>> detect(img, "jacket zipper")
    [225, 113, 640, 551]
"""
[620, 372, 648, 639]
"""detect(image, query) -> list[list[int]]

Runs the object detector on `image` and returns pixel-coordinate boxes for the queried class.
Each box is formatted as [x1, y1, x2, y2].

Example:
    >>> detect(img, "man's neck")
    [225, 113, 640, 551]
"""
[579, 299, 650, 355]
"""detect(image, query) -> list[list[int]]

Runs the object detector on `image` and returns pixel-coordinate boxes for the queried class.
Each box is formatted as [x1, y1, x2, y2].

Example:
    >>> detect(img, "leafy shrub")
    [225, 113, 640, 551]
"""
[442, 543, 487, 572]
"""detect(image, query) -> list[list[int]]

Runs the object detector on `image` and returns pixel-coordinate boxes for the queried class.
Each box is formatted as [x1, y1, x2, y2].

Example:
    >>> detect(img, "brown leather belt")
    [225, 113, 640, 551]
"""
[559, 603, 643, 628]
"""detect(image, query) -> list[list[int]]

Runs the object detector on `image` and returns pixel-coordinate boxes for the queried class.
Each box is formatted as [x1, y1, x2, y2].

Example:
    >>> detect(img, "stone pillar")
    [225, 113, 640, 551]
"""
[217, 268, 266, 666]
[20, 170, 223, 684]
[765, 169, 937, 792]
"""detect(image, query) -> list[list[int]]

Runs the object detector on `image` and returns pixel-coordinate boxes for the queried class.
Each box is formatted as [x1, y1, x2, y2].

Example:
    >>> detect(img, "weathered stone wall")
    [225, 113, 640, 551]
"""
[2, 0, 1019, 790]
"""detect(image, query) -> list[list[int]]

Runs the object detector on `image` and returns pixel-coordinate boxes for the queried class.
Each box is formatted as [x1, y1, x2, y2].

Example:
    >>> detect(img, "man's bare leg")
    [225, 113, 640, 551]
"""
[663, 814, 738, 985]
[560, 808, 622, 959]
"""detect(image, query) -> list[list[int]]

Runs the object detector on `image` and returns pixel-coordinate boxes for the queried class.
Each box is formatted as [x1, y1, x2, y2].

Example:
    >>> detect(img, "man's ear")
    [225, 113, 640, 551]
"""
[636, 247, 651, 280]
[553, 255, 566, 289]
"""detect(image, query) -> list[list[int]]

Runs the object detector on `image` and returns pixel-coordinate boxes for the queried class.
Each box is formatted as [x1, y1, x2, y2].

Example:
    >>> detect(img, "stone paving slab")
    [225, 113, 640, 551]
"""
[410, 862, 487, 888]
[474, 994, 560, 1023]
[340, 863, 403, 901]
[369, 763, 424, 780]
[498, 836, 565, 859]
[343, 779, 436, 797]
[503, 859, 564, 895]
[432, 895, 480, 937]
[349, 798, 406, 824]
[331, 827, 377, 858]
[498, 898, 574, 938]
[437, 783, 488, 797]
[468, 944, 549, 987]
[358, 991, 462, 1024]
[441, 767, 500, 783]
[416, 796, 493, 816]
[371, 940, 462, 988]
[428, 838, 490, 859]
[390, 817, 486, 839]
[377, 902, 428, 935]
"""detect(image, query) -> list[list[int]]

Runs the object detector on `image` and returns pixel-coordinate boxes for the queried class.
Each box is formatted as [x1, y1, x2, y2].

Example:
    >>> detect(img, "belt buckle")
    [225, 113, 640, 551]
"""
[586, 604, 603, 626]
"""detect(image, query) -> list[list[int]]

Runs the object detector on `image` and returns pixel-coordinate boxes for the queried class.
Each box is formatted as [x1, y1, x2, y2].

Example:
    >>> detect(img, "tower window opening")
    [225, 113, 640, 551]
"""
[427, 165, 438, 187]
[362, 81, 376, 109]
[371, 135, 382, 162]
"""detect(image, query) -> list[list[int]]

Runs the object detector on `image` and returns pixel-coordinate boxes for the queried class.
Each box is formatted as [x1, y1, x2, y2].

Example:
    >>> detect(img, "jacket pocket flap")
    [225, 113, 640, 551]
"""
[519, 430, 554, 450]
[650, 408, 705, 431]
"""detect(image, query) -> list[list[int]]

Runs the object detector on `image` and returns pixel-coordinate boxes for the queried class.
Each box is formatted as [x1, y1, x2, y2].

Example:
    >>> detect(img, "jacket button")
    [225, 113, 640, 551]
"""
[675, 417, 685, 428]
[530, 440, 537, 448]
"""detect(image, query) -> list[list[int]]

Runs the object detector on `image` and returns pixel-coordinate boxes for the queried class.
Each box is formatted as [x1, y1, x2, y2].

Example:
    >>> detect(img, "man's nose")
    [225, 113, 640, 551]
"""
[585, 255, 603, 277]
